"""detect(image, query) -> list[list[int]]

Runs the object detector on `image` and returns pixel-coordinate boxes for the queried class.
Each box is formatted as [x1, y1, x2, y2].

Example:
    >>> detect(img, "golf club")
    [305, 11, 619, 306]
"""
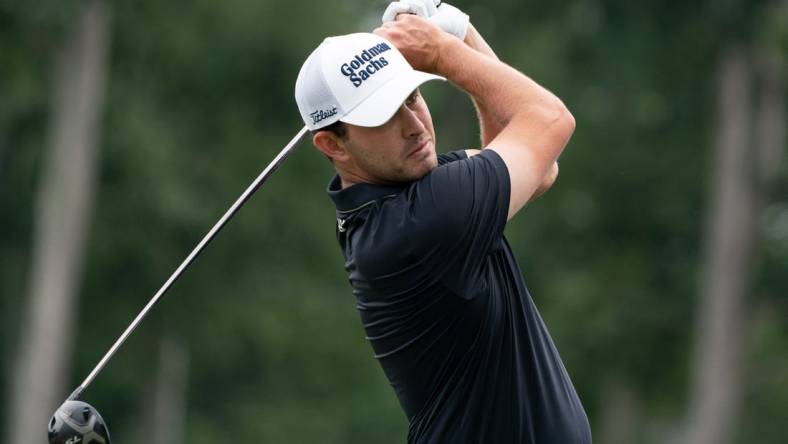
[48, 125, 309, 444]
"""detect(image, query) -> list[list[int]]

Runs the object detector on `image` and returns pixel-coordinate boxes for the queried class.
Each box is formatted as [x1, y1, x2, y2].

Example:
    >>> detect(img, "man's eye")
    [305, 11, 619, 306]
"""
[406, 91, 419, 105]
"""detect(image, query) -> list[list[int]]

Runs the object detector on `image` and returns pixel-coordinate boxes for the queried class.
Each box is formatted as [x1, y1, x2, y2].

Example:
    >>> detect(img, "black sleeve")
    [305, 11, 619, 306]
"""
[406, 150, 511, 300]
[437, 150, 469, 166]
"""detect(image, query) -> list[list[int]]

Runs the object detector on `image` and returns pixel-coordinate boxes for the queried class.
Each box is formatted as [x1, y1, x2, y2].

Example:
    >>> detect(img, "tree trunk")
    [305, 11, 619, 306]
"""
[597, 382, 639, 444]
[5, 1, 111, 442]
[140, 334, 190, 444]
[684, 39, 785, 444]
[684, 45, 754, 444]
[754, 46, 785, 188]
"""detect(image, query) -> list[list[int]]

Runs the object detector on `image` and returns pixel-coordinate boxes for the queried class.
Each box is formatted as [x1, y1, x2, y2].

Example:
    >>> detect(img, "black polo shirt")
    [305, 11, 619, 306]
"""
[328, 150, 591, 444]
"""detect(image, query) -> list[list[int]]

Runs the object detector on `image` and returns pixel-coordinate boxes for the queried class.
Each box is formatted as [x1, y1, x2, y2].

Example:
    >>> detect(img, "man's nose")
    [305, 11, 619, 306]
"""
[398, 104, 426, 138]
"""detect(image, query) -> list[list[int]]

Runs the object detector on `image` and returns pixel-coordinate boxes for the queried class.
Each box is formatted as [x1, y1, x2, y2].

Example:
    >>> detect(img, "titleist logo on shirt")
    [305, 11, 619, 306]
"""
[340, 43, 392, 87]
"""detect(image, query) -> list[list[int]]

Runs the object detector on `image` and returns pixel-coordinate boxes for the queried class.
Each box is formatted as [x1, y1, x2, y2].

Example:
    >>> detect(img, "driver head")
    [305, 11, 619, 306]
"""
[48, 400, 111, 444]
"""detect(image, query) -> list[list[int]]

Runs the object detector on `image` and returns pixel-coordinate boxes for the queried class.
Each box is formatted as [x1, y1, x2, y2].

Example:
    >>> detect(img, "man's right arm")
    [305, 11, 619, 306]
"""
[376, 16, 575, 219]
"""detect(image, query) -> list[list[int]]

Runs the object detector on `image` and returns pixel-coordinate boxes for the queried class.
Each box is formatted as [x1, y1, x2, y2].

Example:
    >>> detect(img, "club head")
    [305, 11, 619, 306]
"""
[48, 400, 111, 444]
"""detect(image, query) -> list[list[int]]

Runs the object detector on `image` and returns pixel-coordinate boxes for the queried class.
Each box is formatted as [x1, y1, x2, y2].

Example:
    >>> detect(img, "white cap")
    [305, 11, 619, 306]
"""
[295, 33, 445, 130]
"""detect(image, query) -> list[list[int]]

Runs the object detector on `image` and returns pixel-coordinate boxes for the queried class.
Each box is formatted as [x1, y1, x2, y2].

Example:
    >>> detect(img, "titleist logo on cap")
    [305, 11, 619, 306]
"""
[310, 106, 338, 124]
[340, 42, 392, 87]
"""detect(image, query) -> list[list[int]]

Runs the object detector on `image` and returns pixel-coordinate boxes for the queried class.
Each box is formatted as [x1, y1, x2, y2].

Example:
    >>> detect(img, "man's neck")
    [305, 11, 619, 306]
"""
[336, 169, 389, 190]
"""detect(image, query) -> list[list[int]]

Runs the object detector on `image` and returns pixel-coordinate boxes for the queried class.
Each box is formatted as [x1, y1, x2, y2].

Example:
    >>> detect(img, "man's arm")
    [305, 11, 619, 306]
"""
[462, 24, 559, 203]
[463, 150, 557, 204]
[376, 16, 574, 218]
[462, 24, 503, 146]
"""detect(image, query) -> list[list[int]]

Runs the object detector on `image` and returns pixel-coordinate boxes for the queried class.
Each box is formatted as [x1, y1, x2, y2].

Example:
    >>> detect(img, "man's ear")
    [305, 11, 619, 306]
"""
[312, 130, 349, 162]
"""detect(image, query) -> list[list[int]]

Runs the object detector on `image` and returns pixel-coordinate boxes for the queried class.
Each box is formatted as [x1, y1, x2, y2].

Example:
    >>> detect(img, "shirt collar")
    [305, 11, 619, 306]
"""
[327, 175, 407, 213]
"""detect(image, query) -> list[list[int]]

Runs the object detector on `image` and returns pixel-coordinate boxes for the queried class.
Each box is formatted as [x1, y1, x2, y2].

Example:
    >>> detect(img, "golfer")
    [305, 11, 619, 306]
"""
[294, 2, 591, 442]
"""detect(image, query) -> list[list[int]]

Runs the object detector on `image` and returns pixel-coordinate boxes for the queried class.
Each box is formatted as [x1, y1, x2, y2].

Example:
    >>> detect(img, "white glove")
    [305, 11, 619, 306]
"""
[381, 0, 434, 22]
[381, 0, 470, 41]
[431, 3, 470, 40]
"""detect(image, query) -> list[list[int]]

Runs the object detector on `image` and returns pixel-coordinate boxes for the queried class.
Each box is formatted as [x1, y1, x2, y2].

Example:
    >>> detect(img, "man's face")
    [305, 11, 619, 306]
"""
[329, 89, 438, 185]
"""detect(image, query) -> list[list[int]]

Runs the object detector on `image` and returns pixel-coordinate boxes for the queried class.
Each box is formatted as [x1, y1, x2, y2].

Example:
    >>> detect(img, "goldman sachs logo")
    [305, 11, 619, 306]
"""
[340, 42, 392, 87]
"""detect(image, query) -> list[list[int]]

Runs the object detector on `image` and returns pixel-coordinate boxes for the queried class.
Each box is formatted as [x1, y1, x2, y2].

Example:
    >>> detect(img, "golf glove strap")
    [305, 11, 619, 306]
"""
[382, 0, 470, 41]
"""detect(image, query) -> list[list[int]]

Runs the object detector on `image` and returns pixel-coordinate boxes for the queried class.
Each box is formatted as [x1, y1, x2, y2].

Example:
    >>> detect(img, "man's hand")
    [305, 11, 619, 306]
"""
[381, 7, 573, 220]
[381, 0, 469, 40]
[382, 0, 437, 21]
[382, 16, 573, 219]
[430, 2, 470, 40]
[374, 15, 452, 74]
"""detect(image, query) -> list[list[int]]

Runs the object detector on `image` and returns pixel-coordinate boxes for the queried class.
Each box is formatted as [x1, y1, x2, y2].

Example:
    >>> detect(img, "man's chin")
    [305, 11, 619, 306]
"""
[424, 150, 439, 166]
[425, 152, 438, 170]
[408, 155, 438, 181]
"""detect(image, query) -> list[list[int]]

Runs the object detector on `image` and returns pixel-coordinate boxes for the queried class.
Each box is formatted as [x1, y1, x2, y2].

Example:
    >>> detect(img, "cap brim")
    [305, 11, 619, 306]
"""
[340, 70, 445, 128]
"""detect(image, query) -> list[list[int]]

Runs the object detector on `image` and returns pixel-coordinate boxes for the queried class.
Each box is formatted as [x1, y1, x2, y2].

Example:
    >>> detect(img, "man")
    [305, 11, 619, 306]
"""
[294, 2, 591, 442]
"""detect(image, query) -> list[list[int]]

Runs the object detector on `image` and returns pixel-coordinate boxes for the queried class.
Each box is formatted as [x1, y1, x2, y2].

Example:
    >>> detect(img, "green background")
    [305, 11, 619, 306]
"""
[1, 0, 786, 442]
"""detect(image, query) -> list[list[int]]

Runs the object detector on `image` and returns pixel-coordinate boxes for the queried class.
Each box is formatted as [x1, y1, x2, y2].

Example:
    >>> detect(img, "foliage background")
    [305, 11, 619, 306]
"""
[1, 0, 786, 442]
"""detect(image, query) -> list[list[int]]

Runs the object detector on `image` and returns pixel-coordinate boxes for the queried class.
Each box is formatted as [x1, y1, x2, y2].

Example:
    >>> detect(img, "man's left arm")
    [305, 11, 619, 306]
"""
[462, 24, 558, 202]
[462, 24, 503, 146]
[381, 1, 561, 202]
[465, 147, 558, 203]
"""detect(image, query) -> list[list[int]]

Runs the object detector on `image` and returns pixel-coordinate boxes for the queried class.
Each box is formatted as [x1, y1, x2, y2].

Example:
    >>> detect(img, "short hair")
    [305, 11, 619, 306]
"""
[311, 120, 347, 139]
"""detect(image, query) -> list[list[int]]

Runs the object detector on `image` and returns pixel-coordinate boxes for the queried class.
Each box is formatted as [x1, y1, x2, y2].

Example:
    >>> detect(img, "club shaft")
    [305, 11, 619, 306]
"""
[69, 126, 309, 401]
